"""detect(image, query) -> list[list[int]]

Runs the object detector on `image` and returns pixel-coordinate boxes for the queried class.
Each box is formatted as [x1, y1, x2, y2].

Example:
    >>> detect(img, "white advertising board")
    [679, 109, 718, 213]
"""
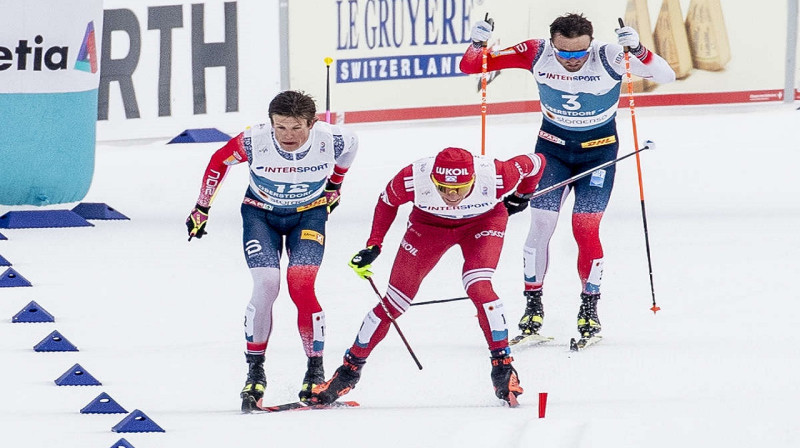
[96, 0, 280, 141]
[287, 0, 796, 123]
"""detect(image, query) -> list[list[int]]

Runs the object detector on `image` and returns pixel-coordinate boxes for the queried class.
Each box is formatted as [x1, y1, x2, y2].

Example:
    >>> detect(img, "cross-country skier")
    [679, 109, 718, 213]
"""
[185, 90, 359, 412]
[460, 13, 674, 342]
[311, 146, 545, 406]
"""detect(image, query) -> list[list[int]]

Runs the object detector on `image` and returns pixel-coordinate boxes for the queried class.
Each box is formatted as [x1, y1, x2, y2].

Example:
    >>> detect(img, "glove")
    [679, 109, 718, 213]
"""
[615, 26, 640, 51]
[324, 180, 341, 214]
[503, 192, 533, 216]
[470, 14, 495, 46]
[348, 245, 381, 279]
[186, 204, 210, 241]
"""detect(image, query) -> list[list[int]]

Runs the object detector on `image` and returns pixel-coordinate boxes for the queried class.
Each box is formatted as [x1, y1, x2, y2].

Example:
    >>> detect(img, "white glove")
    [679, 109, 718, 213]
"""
[615, 26, 640, 49]
[470, 18, 494, 45]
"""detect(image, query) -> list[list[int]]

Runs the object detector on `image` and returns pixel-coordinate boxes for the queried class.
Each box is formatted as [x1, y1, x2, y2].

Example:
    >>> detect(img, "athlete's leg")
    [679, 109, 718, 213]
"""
[571, 144, 617, 293]
[458, 209, 511, 352]
[285, 207, 329, 357]
[526, 147, 571, 291]
[348, 221, 451, 359]
[241, 204, 284, 356]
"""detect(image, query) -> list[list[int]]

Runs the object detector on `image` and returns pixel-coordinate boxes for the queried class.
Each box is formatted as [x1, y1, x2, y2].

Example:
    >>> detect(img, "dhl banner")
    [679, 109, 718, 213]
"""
[288, 0, 798, 123]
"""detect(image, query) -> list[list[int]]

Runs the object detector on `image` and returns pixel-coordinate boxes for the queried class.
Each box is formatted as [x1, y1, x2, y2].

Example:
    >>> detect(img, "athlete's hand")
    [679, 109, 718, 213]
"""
[324, 180, 341, 214]
[503, 192, 533, 216]
[349, 245, 381, 279]
[615, 26, 640, 51]
[186, 204, 210, 241]
[470, 13, 495, 47]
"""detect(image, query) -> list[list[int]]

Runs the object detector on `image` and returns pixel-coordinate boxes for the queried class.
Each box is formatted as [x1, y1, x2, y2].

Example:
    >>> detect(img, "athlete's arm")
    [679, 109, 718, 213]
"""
[460, 39, 545, 74]
[365, 165, 414, 248]
[195, 133, 247, 208]
[329, 124, 359, 185]
[608, 44, 676, 84]
[495, 153, 546, 198]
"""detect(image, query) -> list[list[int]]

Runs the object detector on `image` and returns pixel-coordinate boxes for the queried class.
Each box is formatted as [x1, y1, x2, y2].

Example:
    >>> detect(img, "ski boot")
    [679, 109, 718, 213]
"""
[577, 292, 602, 337]
[240, 353, 266, 413]
[298, 356, 325, 402]
[311, 351, 366, 405]
[518, 290, 544, 335]
[490, 348, 523, 407]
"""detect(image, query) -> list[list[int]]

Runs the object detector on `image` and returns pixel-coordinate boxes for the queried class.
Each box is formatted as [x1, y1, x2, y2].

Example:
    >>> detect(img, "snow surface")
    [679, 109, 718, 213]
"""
[1, 104, 799, 448]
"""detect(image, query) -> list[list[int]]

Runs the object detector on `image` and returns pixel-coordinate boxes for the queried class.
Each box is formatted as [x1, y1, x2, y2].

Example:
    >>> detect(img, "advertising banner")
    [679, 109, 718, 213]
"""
[288, 0, 794, 123]
[0, 0, 103, 205]
[96, 0, 280, 141]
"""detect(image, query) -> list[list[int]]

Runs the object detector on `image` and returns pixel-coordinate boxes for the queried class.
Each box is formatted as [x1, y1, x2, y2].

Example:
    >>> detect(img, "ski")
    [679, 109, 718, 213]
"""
[569, 335, 602, 351]
[509, 333, 554, 346]
[251, 399, 360, 413]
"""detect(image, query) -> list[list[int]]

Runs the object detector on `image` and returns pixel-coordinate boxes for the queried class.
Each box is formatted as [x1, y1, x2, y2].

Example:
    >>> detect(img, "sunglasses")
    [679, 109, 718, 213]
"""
[555, 48, 590, 59]
[431, 175, 475, 196]
[551, 40, 592, 59]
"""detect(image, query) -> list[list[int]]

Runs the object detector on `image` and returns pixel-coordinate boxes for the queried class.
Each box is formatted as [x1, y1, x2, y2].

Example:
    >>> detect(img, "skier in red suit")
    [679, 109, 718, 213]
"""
[311, 146, 545, 406]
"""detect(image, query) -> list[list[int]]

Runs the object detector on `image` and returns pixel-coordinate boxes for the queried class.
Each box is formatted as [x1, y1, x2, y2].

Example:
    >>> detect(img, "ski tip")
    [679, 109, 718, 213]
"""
[569, 338, 578, 351]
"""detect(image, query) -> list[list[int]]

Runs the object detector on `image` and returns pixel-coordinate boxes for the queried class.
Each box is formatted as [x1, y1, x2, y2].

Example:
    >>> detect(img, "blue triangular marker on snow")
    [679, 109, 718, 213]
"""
[0, 253, 10, 266]
[55, 363, 101, 386]
[12, 300, 56, 323]
[109, 438, 136, 448]
[0, 267, 32, 287]
[112, 409, 165, 433]
[81, 392, 127, 414]
[167, 128, 231, 144]
[34, 330, 78, 352]
[71, 203, 130, 220]
[0, 210, 93, 228]
[0, 231, 6, 240]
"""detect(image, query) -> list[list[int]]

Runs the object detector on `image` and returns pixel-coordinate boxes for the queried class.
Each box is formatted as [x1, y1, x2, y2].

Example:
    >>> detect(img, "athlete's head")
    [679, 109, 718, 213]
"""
[269, 90, 318, 152]
[550, 13, 593, 73]
[431, 147, 476, 206]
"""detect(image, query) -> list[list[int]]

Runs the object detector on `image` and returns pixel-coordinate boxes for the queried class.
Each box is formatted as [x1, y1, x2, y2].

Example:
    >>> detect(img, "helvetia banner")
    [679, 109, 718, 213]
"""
[0, 0, 103, 206]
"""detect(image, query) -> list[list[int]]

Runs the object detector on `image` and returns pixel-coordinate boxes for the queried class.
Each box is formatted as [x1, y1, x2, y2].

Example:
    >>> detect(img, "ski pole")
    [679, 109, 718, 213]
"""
[410, 143, 655, 309]
[410, 296, 471, 307]
[480, 13, 493, 156]
[324, 57, 333, 123]
[366, 276, 423, 370]
[618, 18, 660, 315]
[530, 141, 654, 200]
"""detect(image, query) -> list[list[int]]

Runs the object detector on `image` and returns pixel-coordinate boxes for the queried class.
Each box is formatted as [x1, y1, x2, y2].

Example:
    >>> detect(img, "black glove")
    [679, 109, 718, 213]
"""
[186, 204, 210, 241]
[324, 180, 342, 214]
[503, 192, 532, 216]
[348, 245, 381, 279]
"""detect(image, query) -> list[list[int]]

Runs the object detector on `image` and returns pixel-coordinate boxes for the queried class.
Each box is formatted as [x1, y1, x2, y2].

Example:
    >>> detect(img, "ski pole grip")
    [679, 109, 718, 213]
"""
[618, 18, 630, 53]
[482, 12, 493, 48]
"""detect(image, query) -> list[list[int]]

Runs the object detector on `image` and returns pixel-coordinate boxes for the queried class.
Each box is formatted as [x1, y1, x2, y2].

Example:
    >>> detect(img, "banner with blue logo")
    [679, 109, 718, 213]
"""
[0, 0, 103, 206]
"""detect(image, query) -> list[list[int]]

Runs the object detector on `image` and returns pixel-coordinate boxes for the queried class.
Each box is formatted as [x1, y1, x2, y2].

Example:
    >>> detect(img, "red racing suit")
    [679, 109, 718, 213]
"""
[348, 152, 545, 358]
